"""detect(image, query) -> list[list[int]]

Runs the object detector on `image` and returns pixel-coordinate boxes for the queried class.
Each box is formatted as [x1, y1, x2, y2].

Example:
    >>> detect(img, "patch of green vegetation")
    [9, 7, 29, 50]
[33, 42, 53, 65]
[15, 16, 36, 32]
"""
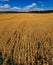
[0, 13, 2, 14]
[0, 52, 3, 65]
[7, 50, 18, 65]
[7, 58, 18, 65]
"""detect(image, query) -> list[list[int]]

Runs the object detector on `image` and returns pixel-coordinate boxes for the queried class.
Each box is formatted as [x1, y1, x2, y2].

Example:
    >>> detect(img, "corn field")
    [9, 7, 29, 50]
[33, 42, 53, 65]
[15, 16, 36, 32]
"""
[0, 13, 53, 65]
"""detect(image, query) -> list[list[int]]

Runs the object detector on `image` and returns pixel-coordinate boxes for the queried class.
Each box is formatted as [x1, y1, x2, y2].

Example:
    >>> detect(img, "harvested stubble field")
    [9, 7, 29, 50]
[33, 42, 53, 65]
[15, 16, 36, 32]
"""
[0, 13, 53, 65]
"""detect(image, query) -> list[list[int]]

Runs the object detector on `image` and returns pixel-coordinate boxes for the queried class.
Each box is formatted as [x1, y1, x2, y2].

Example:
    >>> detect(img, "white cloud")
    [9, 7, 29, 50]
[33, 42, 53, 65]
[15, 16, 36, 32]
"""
[11, 7, 21, 10]
[0, 5, 3, 8]
[4, 4, 10, 8]
[10, 6, 21, 11]
[0, 0, 9, 1]
[0, 3, 45, 11]
[0, 4, 22, 11]
[25, 3, 36, 8]
[0, 4, 10, 9]
[33, 8, 44, 11]
[22, 3, 36, 11]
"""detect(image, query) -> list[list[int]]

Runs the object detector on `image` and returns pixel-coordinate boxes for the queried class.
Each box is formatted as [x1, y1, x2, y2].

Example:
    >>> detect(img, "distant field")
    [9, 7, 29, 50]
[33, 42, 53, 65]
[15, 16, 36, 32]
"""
[0, 13, 53, 65]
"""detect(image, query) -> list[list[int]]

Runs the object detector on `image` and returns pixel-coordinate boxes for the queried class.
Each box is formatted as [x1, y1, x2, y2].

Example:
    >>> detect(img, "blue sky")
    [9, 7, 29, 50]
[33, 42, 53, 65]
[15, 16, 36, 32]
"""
[0, 0, 53, 11]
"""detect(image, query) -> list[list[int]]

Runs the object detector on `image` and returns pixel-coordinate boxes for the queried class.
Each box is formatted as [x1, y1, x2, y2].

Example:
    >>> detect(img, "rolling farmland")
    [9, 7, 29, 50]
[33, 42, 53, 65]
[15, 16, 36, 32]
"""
[0, 13, 53, 65]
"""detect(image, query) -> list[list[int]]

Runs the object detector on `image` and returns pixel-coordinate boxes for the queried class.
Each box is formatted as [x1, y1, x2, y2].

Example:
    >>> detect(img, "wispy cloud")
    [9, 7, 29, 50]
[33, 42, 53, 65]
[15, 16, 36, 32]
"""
[0, 4, 21, 11]
[0, 4, 10, 11]
[0, 3, 45, 11]
[0, 0, 9, 1]
[10, 6, 21, 11]
[0, 4, 10, 8]
[25, 3, 36, 8]
[33, 8, 44, 11]
[38, 1, 44, 7]
[22, 3, 36, 11]
[38, 1, 43, 3]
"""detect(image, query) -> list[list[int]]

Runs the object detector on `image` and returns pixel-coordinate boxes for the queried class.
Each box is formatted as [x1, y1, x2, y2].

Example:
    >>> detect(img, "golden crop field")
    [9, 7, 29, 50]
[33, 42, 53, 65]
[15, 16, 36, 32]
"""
[0, 13, 53, 65]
